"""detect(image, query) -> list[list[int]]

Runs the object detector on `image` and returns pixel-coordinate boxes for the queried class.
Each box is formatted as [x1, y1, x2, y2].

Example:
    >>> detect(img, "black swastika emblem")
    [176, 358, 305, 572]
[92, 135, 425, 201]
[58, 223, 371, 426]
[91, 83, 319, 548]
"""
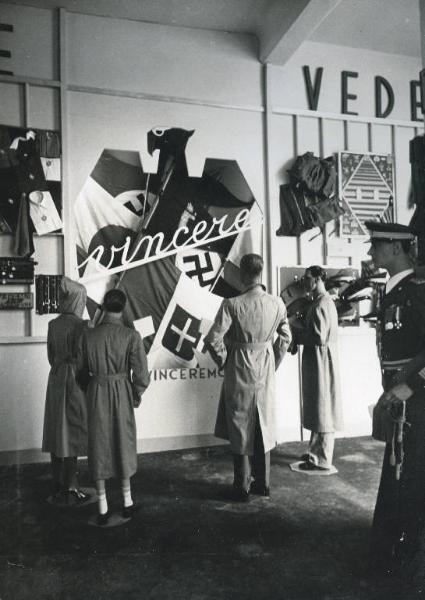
[182, 252, 216, 287]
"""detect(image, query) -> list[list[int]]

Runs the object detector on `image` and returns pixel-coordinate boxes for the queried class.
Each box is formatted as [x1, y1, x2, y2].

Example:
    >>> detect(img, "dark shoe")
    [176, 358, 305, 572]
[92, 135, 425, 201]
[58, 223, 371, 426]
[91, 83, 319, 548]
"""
[96, 512, 110, 526]
[51, 481, 64, 496]
[227, 488, 250, 503]
[122, 503, 141, 519]
[300, 453, 310, 462]
[64, 489, 92, 506]
[250, 482, 270, 497]
[220, 486, 250, 503]
[298, 461, 329, 471]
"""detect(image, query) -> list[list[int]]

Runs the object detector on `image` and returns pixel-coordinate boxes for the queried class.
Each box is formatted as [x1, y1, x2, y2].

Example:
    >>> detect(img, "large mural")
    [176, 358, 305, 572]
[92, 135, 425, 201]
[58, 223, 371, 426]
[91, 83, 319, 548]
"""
[75, 127, 263, 369]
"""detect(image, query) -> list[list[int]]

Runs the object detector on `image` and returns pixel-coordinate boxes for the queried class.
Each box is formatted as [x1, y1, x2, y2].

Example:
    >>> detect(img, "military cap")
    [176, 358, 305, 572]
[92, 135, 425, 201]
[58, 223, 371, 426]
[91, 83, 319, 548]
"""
[365, 220, 416, 241]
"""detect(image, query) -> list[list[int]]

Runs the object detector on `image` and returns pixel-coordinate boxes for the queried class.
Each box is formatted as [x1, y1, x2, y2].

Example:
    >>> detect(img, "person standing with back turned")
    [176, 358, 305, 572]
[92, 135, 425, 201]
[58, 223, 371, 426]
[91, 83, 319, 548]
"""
[78, 289, 150, 526]
[42, 276, 91, 504]
[206, 253, 292, 501]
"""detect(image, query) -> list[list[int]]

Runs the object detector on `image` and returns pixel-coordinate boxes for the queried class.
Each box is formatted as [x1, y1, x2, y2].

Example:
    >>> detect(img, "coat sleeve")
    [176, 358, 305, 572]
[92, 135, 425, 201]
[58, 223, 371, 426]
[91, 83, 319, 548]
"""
[395, 284, 425, 394]
[75, 329, 90, 392]
[205, 299, 233, 368]
[129, 331, 150, 396]
[273, 298, 292, 369]
[46, 322, 54, 366]
[299, 303, 331, 346]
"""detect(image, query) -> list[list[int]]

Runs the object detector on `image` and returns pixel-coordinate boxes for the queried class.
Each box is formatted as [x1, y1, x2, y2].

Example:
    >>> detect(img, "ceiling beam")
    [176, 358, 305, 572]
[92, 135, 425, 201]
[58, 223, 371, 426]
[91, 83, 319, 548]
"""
[258, 0, 343, 65]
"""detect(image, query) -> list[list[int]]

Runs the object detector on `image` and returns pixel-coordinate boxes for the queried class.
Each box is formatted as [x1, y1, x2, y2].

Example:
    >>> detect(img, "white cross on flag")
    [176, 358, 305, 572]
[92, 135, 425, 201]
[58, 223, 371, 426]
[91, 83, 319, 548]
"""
[148, 273, 222, 369]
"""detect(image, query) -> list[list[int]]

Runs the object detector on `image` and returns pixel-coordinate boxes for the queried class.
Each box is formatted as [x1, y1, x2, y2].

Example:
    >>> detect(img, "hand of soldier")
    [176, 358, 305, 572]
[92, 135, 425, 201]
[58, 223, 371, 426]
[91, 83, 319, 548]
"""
[387, 383, 413, 403]
[377, 391, 395, 412]
[286, 340, 297, 355]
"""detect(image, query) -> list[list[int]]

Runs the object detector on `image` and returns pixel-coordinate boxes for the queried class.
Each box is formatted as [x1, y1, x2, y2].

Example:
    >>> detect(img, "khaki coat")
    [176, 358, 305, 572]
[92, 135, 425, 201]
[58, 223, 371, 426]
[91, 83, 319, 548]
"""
[207, 285, 291, 455]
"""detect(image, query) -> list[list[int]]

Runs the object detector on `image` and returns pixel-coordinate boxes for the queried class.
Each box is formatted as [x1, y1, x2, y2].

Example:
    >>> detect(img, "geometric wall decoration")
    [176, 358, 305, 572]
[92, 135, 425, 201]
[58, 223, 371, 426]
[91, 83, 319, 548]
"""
[338, 152, 395, 237]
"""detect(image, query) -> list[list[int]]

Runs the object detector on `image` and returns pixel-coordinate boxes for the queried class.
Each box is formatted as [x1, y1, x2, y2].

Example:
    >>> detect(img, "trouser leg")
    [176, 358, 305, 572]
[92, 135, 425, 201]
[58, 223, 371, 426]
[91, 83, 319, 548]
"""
[308, 432, 335, 468]
[251, 411, 270, 488]
[50, 453, 63, 493]
[63, 456, 78, 490]
[233, 454, 251, 493]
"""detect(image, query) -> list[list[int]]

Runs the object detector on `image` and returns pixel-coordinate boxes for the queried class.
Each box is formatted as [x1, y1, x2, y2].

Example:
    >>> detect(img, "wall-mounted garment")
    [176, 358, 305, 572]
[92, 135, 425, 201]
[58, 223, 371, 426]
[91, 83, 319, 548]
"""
[14, 192, 34, 257]
[29, 190, 62, 235]
[37, 130, 61, 158]
[0, 125, 62, 236]
[276, 153, 343, 237]
[41, 157, 61, 182]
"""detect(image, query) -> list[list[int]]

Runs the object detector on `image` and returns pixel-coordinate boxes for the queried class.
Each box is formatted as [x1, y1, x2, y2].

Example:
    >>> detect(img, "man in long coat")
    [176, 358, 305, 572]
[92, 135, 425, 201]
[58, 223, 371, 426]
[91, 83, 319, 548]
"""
[78, 289, 150, 525]
[206, 253, 291, 501]
[294, 265, 342, 471]
[42, 276, 90, 504]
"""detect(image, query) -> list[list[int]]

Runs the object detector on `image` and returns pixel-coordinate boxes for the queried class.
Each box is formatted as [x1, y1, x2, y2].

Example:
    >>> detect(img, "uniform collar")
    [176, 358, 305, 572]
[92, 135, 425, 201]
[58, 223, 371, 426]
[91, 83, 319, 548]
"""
[385, 268, 414, 294]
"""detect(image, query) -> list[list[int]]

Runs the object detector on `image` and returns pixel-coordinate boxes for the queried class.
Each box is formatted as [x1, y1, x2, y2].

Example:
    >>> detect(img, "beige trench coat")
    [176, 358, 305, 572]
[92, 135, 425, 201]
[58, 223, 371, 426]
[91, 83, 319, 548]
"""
[206, 285, 291, 455]
[298, 292, 343, 433]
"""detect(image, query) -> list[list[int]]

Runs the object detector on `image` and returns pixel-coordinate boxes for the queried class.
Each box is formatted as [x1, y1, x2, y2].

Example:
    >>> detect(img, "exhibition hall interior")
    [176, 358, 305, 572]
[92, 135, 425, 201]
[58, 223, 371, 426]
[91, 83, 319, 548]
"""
[1, 0, 425, 598]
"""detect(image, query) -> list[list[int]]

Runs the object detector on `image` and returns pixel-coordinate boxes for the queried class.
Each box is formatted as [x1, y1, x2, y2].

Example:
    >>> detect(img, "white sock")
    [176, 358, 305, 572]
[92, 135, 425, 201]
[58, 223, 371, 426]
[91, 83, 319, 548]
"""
[122, 480, 133, 508]
[96, 480, 108, 515]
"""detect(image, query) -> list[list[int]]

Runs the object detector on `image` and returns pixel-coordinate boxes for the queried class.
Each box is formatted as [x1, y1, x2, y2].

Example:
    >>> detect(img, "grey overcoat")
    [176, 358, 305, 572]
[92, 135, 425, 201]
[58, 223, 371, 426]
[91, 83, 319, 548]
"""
[42, 277, 88, 458]
[42, 314, 88, 457]
[207, 285, 291, 455]
[78, 314, 150, 480]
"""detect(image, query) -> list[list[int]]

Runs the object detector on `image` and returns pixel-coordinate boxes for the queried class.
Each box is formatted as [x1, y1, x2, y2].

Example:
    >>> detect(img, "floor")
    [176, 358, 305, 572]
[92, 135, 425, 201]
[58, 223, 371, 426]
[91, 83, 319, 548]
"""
[0, 437, 421, 600]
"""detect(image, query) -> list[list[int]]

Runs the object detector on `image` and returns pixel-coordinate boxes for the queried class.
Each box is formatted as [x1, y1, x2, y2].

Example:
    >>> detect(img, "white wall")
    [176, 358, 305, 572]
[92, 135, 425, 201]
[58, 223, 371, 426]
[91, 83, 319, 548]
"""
[66, 12, 261, 108]
[0, 3, 57, 79]
[266, 41, 422, 444]
[268, 41, 422, 282]
[0, 6, 422, 461]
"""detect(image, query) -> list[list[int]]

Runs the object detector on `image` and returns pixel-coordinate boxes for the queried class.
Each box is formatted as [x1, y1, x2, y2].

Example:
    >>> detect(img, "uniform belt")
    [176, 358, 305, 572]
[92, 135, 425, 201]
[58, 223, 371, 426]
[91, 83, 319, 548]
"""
[91, 372, 128, 383]
[231, 341, 270, 350]
[381, 358, 412, 371]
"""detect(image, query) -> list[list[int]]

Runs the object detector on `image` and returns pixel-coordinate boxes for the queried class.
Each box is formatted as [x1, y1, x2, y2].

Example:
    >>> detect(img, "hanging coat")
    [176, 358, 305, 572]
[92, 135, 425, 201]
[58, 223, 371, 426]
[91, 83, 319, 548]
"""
[206, 285, 292, 455]
[78, 314, 150, 480]
[42, 277, 88, 457]
[299, 292, 343, 433]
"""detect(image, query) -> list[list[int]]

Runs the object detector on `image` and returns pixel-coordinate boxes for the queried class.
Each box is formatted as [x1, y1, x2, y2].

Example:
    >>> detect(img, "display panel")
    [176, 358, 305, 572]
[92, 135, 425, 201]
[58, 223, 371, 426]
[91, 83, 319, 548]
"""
[75, 127, 263, 369]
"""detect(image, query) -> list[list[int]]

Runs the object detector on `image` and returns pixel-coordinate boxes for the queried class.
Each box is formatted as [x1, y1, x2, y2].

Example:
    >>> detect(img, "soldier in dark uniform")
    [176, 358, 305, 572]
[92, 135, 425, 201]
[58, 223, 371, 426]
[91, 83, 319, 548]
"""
[366, 221, 425, 578]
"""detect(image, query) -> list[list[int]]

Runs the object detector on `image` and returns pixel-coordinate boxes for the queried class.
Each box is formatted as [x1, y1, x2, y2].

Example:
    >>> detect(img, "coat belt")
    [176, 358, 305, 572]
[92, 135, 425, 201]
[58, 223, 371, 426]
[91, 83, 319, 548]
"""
[91, 372, 128, 383]
[231, 341, 271, 350]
